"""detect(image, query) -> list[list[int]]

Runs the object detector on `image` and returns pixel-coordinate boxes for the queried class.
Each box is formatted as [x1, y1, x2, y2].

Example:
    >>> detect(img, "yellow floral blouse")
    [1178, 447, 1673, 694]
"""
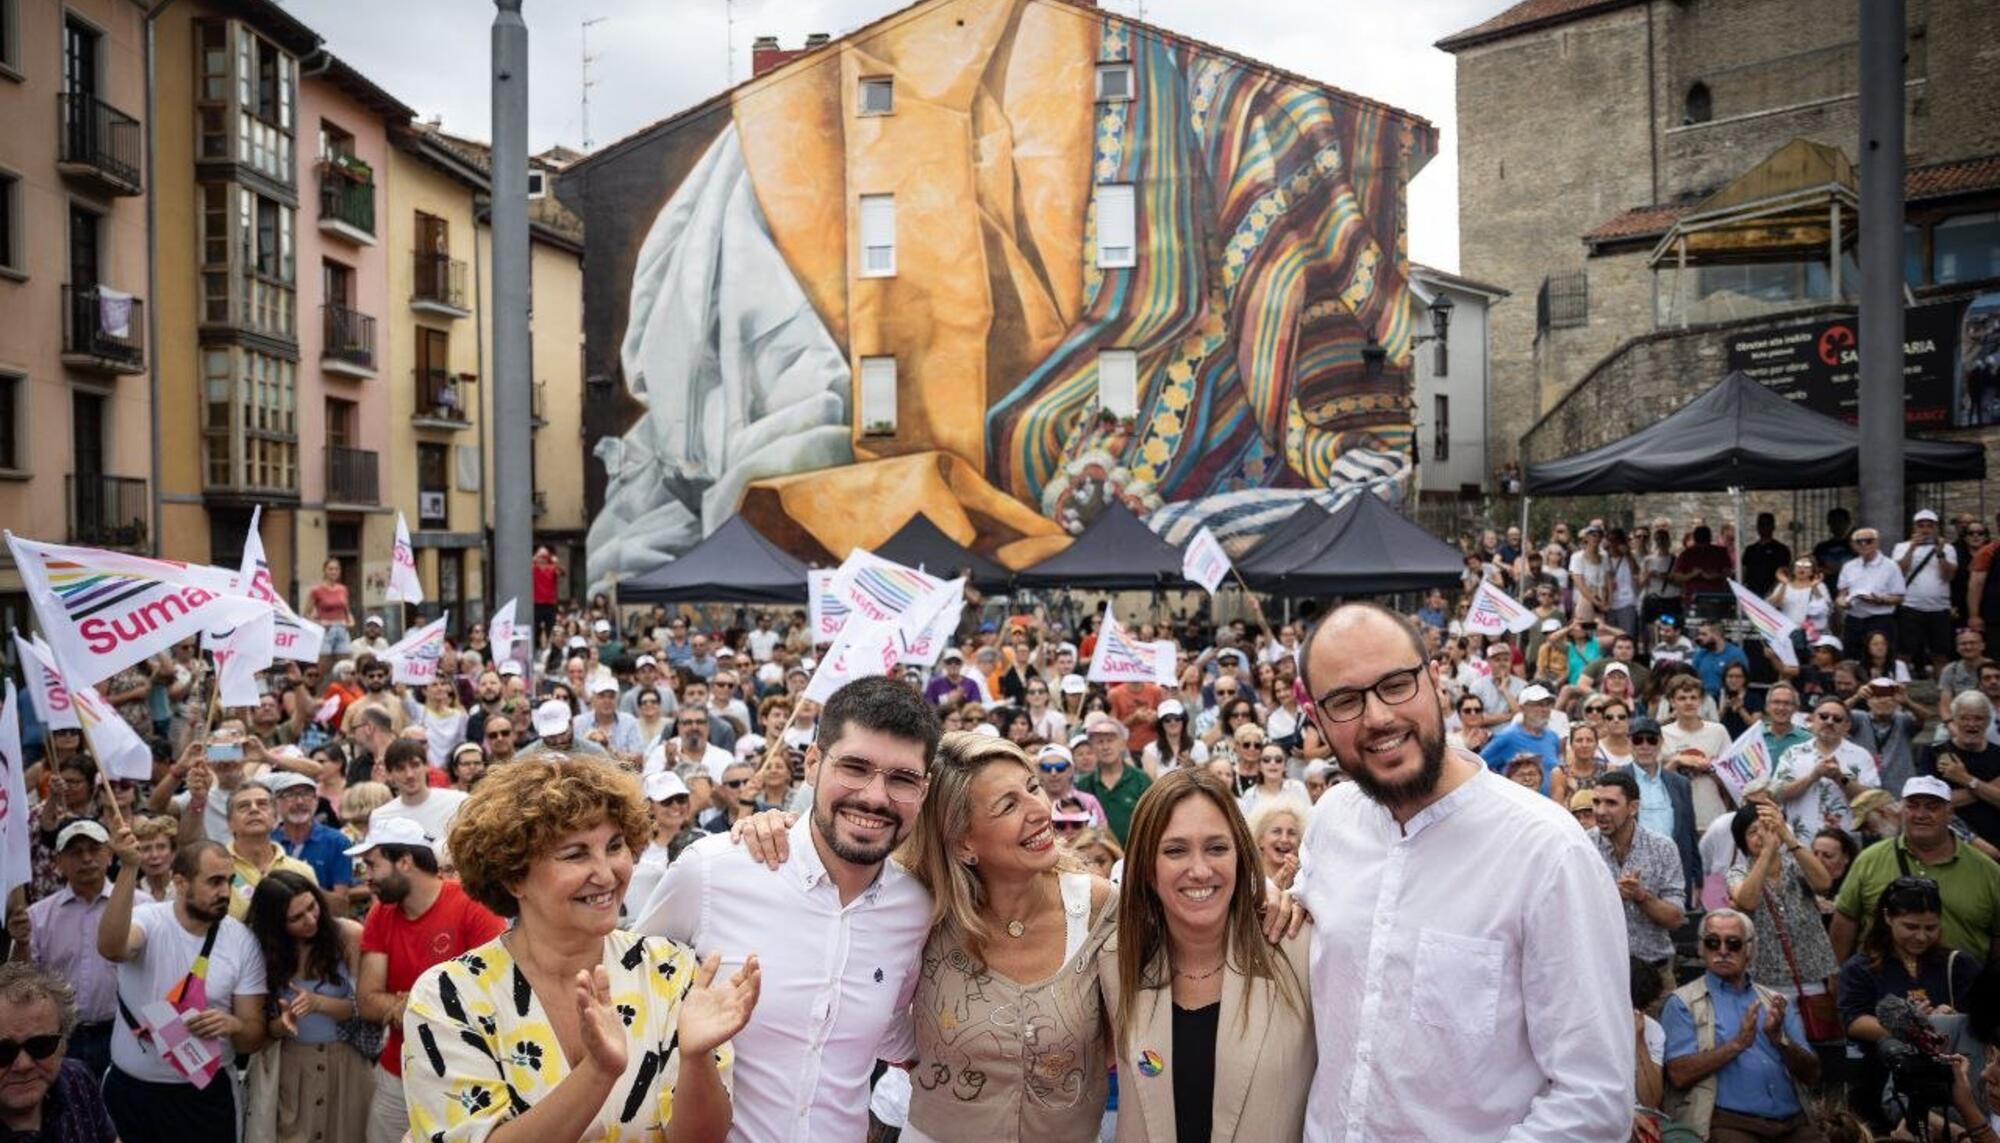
[403, 929, 731, 1143]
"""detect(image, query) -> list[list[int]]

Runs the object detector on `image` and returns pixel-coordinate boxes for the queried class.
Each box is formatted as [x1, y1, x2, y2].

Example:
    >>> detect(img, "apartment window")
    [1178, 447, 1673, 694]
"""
[325, 397, 355, 448]
[1535, 271, 1588, 332]
[1432, 395, 1450, 462]
[194, 20, 294, 181]
[0, 171, 18, 273]
[0, 372, 19, 471]
[201, 346, 297, 492]
[1097, 350, 1139, 418]
[1433, 323, 1449, 377]
[1934, 212, 2000, 286]
[417, 442, 449, 528]
[318, 120, 354, 161]
[859, 357, 897, 435]
[858, 77, 893, 115]
[1095, 63, 1134, 103]
[198, 182, 295, 336]
[0, 0, 18, 75]
[859, 195, 895, 277]
[527, 168, 546, 199]
[1683, 82, 1712, 125]
[1095, 184, 1136, 268]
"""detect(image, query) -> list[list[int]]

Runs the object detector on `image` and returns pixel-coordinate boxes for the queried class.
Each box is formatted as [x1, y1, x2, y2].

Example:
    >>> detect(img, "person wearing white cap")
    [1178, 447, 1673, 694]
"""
[25, 819, 120, 1077]
[1139, 698, 1209, 775]
[347, 817, 505, 1143]
[575, 675, 645, 758]
[1477, 683, 1565, 776]
[353, 616, 390, 658]
[624, 770, 702, 921]
[1892, 508, 1957, 676]
[1769, 695, 1880, 840]
[265, 770, 356, 915]
[1834, 524, 1907, 661]
[98, 823, 269, 1143]
[518, 698, 608, 760]
[1829, 775, 2000, 966]
[619, 654, 679, 719]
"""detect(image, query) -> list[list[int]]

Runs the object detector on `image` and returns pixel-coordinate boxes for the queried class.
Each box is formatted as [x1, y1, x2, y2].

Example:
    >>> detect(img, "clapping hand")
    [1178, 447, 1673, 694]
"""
[1734, 1003, 1763, 1048]
[1938, 754, 1972, 787]
[676, 953, 761, 1058]
[573, 964, 629, 1078]
[1762, 993, 1788, 1040]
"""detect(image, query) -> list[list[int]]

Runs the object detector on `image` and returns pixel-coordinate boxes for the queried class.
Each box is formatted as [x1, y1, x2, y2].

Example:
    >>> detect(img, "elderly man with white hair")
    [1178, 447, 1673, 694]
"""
[1074, 713, 1150, 845]
[1920, 689, 2000, 849]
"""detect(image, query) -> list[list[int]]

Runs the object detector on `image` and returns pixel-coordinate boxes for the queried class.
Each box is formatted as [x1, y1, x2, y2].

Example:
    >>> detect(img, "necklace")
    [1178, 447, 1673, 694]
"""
[1175, 960, 1226, 981]
[1001, 878, 1050, 938]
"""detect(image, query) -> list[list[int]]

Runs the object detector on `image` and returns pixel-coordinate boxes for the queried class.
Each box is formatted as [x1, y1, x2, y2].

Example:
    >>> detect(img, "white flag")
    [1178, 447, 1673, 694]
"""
[11, 632, 78, 731]
[803, 617, 901, 704]
[827, 550, 950, 640]
[5, 531, 271, 687]
[807, 570, 848, 646]
[17, 638, 151, 781]
[0, 681, 32, 900]
[488, 599, 526, 660]
[1086, 605, 1177, 687]
[1729, 580, 1800, 668]
[385, 614, 448, 687]
[1463, 580, 1538, 636]
[1181, 527, 1234, 596]
[206, 612, 275, 709]
[237, 508, 324, 662]
[387, 513, 424, 604]
[898, 578, 968, 667]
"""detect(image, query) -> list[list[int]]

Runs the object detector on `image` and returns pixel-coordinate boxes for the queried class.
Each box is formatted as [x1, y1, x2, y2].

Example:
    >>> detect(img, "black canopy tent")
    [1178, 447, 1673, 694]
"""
[1232, 499, 1334, 582]
[1523, 371, 1987, 494]
[1014, 501, 1190, 591]
[1242, 491, 1465, 595]
[619, 516, 808, 604]
[871, 514, 1014, 592]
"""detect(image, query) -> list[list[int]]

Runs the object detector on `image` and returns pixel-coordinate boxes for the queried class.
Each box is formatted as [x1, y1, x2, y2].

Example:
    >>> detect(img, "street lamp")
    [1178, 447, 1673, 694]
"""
[1411, 291, 1454, 347]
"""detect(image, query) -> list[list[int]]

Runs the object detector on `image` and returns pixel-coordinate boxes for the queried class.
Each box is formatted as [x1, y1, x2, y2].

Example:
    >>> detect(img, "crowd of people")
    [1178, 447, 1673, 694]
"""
[5, 505, 2000, 1142]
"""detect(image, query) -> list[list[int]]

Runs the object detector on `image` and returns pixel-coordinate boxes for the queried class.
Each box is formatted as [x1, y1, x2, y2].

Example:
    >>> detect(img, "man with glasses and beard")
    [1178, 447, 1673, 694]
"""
[96, 834, 269, 1143]
[634, 676, 940, 1143]
[1290, 602, 1631, 1140]
[479, 714, 518, 764]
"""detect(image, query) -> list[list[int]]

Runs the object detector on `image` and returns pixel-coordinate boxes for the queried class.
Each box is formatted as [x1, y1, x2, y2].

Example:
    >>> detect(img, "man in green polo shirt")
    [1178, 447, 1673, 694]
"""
[1831, 775, 2000, 962]
[1076, 714, 1151, 845]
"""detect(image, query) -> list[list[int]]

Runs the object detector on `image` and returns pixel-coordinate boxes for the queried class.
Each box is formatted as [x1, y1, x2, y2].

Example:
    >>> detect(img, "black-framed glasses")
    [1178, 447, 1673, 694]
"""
[1700, 935, 1747, 952]
[1884, 875, 1943, 911]
[721, 779, 750, 790]
[825, 758, 928, 804]
[0, 1035, 63, 1067]
[1311, 666, 1425, 724]
[1816, 711, 1848, 723]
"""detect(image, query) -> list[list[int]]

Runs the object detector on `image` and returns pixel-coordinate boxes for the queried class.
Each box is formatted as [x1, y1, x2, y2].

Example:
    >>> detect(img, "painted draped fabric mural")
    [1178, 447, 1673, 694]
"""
[581, 0, 1436, 589]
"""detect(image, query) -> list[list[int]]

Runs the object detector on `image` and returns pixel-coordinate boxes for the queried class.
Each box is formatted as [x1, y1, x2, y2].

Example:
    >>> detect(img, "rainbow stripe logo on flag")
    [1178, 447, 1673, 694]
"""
[1729, 579, 1799, 666]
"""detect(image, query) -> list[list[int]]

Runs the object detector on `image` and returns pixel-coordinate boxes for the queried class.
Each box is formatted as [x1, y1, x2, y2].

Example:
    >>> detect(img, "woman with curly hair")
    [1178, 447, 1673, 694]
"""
[244, 870, 370, 1143]
[403, 755, 762, 1143]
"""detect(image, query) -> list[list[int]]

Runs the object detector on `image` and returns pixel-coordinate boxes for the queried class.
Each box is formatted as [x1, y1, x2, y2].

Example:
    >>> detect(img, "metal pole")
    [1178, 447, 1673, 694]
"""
[1857, 0, 1906, 545]
[491, 1, 535, 631]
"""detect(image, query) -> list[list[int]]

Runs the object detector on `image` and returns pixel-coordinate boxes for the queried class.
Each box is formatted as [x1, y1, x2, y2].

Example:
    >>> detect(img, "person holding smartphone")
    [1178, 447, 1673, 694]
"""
[1836, 527, 1908, 663]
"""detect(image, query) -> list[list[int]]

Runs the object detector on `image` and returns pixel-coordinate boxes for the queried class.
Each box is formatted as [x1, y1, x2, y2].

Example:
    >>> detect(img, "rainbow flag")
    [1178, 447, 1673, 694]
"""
[1729, 580, 1799, 667]
[1711, 723, 1775, 802]
[828, 550, 950, 639]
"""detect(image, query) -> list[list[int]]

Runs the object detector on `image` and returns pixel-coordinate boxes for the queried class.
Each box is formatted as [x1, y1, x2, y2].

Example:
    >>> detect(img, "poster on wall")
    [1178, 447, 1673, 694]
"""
[1725, 298, 1971, 427]
[1956, 292, 2000, 428]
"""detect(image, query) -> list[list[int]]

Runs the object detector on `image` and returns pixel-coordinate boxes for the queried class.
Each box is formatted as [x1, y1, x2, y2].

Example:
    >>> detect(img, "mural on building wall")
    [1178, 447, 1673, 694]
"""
[586, 0, 1436, 588]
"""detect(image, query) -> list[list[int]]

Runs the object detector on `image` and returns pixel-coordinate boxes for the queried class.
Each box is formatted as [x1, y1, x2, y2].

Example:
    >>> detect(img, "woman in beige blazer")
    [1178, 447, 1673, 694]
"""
[1098, 768, 1315, 1143]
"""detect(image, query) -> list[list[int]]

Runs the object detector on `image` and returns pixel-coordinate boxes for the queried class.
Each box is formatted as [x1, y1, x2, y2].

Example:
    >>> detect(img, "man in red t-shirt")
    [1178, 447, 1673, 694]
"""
[351, 818, 504, 1143]
[1109, 680, 1165, 754]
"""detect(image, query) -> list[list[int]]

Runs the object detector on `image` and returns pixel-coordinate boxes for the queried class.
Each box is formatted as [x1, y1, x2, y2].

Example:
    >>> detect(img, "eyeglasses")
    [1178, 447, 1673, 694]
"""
[1854, 537, 1879, 546]
[484, 730, 512, 739]
[1037, 762, 1072, 774]
[1630, 734, 1661, 745]
[1700, 935, 1747, 953]
[1161, 713, 1185, 722]
[1311, 665, 1424, 724]
[721, 779, 749, 790]
[1603, 712, 1630, 722]
[1815, 711, 1848, 723]
[825, 757, 928, 804]
[0, 1035, 63, 1067]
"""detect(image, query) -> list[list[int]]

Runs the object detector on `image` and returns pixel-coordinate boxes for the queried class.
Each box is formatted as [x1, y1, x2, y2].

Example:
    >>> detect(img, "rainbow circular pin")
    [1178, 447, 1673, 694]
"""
[1137, 1050, 1165, 1077]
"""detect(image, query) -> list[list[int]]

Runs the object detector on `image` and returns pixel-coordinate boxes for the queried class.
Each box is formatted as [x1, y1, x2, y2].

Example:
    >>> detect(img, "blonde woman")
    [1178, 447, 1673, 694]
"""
[1246, 797, 1309, 892]
[1066, 827, 1124, 883]
[1099, 768, 1313, 1141]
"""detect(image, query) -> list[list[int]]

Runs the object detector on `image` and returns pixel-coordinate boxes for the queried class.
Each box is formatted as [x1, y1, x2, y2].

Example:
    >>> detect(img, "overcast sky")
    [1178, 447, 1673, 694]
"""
[281, 0, 1495, 270]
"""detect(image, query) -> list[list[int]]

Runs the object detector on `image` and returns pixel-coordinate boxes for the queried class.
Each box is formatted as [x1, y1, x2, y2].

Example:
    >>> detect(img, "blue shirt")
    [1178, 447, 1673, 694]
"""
[1480, 724, 1564, 774]
[1661, 974, 1807, 1119]
[1691, 642, 1750, 696]
[274, 823, 355, 890]
[1630, 762, 1676, 840]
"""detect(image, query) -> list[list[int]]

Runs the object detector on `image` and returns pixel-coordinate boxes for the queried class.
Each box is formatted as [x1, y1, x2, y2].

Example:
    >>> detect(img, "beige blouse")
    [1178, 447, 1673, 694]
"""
[905, 873, 1118, 1143]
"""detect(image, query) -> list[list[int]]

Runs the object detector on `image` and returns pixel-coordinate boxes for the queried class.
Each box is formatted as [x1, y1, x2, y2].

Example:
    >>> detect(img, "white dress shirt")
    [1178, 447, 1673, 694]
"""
[633, 817, 931, 1143]
[1837, 553, 1908, 618]
[1294, 764, 1633, 1141]
[1891, 539, 1955, 612]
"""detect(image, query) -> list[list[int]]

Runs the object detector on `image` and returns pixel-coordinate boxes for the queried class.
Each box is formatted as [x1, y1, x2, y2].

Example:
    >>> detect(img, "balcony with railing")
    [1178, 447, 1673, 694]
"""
[413, 367, 472, 429]
[67, 474, 149, 548]
[411, 252, 469, 317]
[326, 446, 379, 506]
[322, 303, 377, 377]
[62, 285, 146, 374]
[317, 161, 376, 244]
[57, 93, 142, 195]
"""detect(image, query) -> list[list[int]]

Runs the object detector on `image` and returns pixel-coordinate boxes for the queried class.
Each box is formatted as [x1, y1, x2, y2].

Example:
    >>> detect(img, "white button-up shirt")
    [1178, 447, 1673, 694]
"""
[633, 816, 930, 1143]
[1295, 764, 1633, 1141]
[1837, 552, 1908, 617]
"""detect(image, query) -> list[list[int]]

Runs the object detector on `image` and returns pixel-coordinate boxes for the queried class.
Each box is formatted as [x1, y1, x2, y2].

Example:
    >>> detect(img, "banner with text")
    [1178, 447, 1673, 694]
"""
[1086, 605, 1178, 687]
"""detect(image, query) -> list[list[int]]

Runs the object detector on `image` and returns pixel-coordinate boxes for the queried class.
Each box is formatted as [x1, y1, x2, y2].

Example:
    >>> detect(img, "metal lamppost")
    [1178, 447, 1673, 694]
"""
[491, 0, 532, 656]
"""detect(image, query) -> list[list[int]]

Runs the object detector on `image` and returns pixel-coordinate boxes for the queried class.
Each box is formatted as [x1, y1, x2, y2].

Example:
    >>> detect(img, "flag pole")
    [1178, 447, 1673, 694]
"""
[1229, 566, 1278, 647]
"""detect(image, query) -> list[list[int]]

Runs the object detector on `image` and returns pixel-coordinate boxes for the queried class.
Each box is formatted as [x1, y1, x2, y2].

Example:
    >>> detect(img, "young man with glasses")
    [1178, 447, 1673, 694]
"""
[1837, 526, 1908, 658]
[1660, 908, 1822, 1141]
[1770, 697, 1880, 839]
[1831, 775, 2000, 963]
[634, 676, 941, 1143]
[1291, 602, 1632, 1140]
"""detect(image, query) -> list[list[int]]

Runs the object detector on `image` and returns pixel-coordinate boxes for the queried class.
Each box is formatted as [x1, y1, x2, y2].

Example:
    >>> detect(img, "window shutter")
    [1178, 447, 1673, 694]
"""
[860, 194, 896, 276]
[860, 357, 898, 433]
[1096, 184, 1135, 268]
[1098, 350, 1139, 417]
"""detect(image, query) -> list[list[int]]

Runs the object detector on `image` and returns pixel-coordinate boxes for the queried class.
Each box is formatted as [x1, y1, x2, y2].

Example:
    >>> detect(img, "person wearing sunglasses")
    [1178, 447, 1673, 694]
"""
[0, 962, 118, 1142]
[1660, 908, 1821, 1141]
[1835, 526, 1908, 659]
[1769, 696, 1880, 840]
[1837, 873, 1982, 1132]
[1034, 744, 1106, 830]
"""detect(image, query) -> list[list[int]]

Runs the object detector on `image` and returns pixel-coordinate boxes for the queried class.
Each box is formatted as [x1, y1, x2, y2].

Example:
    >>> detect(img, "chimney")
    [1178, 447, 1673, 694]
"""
[751, 34, 804, 78]
[804, 32, 831, 49]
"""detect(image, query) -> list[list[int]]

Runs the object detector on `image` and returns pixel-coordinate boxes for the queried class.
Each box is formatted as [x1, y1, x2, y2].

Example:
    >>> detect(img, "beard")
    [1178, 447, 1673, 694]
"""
[813, 792, 905, 867]
[1342, 718, 1448, 812]
[184, 894, 231, 924]
[373, 870, 412, 905]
